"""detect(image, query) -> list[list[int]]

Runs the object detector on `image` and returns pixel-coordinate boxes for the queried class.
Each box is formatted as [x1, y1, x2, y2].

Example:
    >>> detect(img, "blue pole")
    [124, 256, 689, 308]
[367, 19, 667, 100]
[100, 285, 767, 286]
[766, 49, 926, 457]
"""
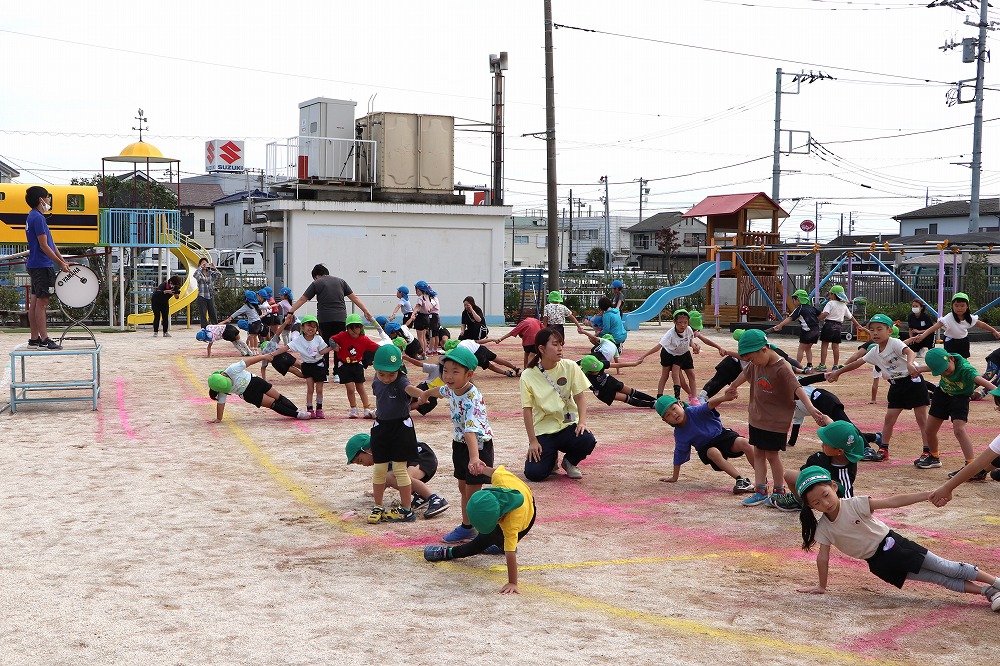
[866, 253, 939, 318]
[734, 253, 782, 320]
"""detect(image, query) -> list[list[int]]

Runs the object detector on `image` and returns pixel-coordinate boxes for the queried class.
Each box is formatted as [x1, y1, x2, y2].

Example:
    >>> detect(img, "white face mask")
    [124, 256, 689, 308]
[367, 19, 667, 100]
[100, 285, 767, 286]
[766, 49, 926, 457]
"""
[912, 307, 921, 315]
[40, 202, 51, 213]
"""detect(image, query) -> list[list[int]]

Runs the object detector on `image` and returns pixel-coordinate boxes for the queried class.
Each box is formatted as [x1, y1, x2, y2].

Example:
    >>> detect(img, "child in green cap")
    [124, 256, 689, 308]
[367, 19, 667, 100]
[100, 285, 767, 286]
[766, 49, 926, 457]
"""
[796, 465, 1000, 612]
[931, 390, 1000, 503]
[637, 308, 727, 405]
[346, 433, 449, 519]
[693, 328, 805, 405]
[579, 354, 653, 408]
[206, 353, 310, 422]
[815, 285, 867, 370]
[542, 290, 581, 339]
[424, 464, 535, 595]
[270, 314, 333, 418]
[767, 420, 866, 512]
[912, 347, 997, 476]
[772, 289, 821, 371]
[331, 313, 381, 418]
[905, 292, 1000, 359]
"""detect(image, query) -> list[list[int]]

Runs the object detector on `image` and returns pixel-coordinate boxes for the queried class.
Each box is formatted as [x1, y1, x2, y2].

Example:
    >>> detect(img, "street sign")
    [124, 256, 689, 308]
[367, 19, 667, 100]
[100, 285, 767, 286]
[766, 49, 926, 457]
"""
[800, 219, 816, 233]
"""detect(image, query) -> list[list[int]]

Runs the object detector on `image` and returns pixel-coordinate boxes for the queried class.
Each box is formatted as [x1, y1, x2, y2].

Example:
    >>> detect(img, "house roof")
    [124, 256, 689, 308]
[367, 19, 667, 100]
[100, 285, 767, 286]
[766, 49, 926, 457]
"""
[163, 183, 225, 208]
[824, 233, 899, 248]
[682, 193, 788, 219]
[894, 199, 1000, 220]
[0, 159, 20, 179]
[212, 189, 279, 205]
[624, 211, 688, 233]
[891, 231, 999, 246]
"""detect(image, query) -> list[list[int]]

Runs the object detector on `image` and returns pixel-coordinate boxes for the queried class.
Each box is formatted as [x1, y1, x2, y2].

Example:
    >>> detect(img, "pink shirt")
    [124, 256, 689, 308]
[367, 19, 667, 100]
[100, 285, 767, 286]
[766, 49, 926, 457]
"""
[510, 318, 543, 346]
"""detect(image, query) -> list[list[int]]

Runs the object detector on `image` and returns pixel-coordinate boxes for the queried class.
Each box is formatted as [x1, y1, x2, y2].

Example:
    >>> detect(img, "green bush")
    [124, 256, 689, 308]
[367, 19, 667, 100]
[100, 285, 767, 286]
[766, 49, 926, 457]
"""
[869, 302, 912, 324]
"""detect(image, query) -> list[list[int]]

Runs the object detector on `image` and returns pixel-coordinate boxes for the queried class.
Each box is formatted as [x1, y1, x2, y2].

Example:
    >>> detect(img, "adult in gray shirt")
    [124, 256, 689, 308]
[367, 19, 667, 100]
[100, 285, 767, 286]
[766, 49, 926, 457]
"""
[287, 263, 375, 364]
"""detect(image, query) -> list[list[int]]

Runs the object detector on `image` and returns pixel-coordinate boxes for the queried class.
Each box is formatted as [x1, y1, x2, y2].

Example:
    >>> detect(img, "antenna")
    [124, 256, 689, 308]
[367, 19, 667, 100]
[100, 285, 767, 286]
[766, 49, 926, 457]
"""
[133, 108, 148, 141]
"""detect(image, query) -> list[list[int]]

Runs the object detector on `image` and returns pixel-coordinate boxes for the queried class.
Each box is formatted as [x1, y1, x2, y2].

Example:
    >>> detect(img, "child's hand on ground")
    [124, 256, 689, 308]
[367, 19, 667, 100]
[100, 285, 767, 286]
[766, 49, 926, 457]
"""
[796, 585, 826, 594]
[499, 583, 520, 595]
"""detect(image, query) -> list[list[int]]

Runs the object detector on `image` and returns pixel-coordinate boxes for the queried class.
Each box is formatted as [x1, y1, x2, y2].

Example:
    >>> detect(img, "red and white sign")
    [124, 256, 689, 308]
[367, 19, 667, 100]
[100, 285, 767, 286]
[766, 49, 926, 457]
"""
[205, 140, 245, 173]
[799, 219, 815, 233]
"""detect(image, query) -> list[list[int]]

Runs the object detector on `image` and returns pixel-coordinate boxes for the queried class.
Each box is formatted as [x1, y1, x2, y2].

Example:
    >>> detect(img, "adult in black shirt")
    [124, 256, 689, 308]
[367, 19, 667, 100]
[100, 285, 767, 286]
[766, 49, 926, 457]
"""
[459, 296, 488, 341]
[907, 299, 935, 358]
[151, 275, 183, 337]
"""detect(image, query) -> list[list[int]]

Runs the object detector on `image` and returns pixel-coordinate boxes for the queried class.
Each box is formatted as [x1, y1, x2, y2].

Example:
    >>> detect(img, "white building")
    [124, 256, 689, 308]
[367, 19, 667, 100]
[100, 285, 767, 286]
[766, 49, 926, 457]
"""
[504, 215, 570, 268]
[567, 215, 638, 268]
[212, 189, 275, 250]
[624, 211, 707, 273]
[894, 199, 1000, 236]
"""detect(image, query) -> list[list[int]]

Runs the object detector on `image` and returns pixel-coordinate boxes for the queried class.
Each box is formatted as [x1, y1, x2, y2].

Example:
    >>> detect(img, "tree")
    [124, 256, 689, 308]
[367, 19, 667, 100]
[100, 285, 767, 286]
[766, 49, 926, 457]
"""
[963, 252, 989, 308]
[71, 174, 178, 210]
[586, 247, 609, 270]
[655, 226, 680, 277]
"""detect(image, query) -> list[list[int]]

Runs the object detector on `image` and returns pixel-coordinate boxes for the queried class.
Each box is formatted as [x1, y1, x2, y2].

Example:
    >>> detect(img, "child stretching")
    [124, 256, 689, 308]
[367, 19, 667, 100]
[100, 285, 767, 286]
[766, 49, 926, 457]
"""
[827, 314, 928, 463]
[207, 353, 310, 422]
[913, 347, 996, 477]
[772, 289, 821, 370]
[574, 326, 622, 376]
[638, 309, 726, 404]
[491, 316, 543, 369]
[362, 345, 430, 524]
[197, 323, 252, 357]
[694, 329, 804, 405]
[579, 354, 654, 408]
[542, 291, 580, 339]
[272, 314, 332, 418]
[796, 466, 1000, 611]
[788, 374, 881, 450]
[931, 391, 1000, 503]
[767, 420, 865, 512]
[419, 346, 496, 544]
[730, 329, 830, 507]
[220, 290, 265, 349]
[455, 338, 520, 377]
[331, 313, 381, 419]
[391, 285, 412, 322]
[906, 291, 1000, 358]
[346, 434, 449, 518]
[424, 463, 535, 595]
[656, 391, 756, 494]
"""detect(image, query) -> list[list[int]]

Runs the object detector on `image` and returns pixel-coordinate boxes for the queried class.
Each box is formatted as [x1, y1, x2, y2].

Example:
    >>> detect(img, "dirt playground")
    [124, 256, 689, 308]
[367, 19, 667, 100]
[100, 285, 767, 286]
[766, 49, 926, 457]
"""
[1, 323, 997, 665]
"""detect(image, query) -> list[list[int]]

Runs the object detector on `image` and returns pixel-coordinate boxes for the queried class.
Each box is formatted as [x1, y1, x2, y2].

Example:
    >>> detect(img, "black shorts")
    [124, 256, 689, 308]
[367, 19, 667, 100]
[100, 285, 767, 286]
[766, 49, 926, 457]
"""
[820, 321, 842, 343]
[428, 314, 441, 335]
[410, 442, 439, 482]
[799, 328, 821, 345]
[713, 356, 743, 383]
[549, 323, 566, 339]
[886, 377, 931, 410]
[261, 314, 280, 327]
[943, 337, 971, 359]
[240, 376, 272, 407]
[748, 424, 787, 452]
[412, 380, 438, 416]
[300, 359, 329, 382]
[28, 267, 57, 298]
[404, 339, 423, 358]
[696, 428, 743, 471]
[452, 437, 495, 484]
[412, 312, 430, 331]
[523, 344, 536, 356]
[370, 417, 419, 464]
[660, 348, 694, 370]
[928, 386, 971, 422]
[221, 324, 240, 342]
[473, 346, 497, 369]
[247, 320, 264, 336]
[270, 352, 298, 376]
[593, 375, 625, 406]
[335, 362, 365, 385]
[811, 392, 849, 423]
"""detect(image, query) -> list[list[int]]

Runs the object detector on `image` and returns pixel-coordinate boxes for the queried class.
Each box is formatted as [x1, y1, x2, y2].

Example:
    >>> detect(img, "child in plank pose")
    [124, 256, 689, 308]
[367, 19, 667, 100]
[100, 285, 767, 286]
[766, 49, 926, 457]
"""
[905, 292, 1000, 359]
[579, 354, 653, 408]
[574, 327, 622, 376]
[772, 289, 822, 371]
[220, 290, 265, 349]
[331, 313, 381, 419]
[768, 420, 865, 512]
[638, 309, 727, 404]
[197, 323, 252, 357]
[424, 464, 535, 595]
[207, 353, 310, 422]
[788, 374, 881, 450]
[729, 329, 831, 506]
[346, 434, 449, 518]
[491, 316, 544, 369]
[796, 466, 1000, 612]
[455, 339, 521, 377]
[913, 347, 996, 477]
[656, 391, 756, 494]
[826, 313, 928, 463]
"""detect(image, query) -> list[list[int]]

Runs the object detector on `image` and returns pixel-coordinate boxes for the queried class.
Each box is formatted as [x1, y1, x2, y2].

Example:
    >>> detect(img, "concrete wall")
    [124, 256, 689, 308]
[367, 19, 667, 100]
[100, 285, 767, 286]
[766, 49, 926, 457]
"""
[214, 201, 263, 249]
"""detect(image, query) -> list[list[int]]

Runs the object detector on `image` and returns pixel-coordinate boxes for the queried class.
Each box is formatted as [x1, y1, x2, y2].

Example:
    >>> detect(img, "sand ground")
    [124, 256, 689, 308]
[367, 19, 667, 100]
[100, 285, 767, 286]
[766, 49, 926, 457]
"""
[1, 322, 998, 666]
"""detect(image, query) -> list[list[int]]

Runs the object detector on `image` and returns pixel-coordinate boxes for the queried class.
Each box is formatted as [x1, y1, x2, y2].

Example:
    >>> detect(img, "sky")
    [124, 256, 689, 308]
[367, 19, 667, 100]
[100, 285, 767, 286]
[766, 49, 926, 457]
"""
[2, 0, 997, 240]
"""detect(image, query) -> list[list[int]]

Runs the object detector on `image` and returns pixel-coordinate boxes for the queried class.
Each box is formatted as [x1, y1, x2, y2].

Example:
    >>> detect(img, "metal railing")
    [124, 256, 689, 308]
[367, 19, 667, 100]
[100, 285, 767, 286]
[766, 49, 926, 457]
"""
[265, 136, 377, 184]
[99, 209, 180, 248]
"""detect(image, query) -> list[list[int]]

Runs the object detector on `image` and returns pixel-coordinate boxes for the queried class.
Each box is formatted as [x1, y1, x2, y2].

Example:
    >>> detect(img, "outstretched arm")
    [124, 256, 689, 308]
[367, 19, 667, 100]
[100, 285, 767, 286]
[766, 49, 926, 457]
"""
[869, 491, 933, 511]
[931, 445, 999, 505]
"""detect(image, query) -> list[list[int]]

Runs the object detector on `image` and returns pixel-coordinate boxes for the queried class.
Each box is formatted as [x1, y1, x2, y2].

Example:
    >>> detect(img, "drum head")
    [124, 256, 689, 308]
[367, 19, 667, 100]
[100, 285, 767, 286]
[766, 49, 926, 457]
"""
[56, 264, 100, 308]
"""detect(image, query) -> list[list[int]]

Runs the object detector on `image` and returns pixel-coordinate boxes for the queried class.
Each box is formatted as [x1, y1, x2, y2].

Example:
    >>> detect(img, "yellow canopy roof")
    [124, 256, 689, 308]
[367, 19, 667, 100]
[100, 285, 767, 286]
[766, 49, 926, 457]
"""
[103, 141, 177, 164]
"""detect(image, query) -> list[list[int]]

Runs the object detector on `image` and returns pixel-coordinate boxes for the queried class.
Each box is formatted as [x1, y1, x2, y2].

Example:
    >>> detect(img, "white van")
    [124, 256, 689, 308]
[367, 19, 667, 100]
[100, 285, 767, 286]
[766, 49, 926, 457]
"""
[209, 245, 265, 274]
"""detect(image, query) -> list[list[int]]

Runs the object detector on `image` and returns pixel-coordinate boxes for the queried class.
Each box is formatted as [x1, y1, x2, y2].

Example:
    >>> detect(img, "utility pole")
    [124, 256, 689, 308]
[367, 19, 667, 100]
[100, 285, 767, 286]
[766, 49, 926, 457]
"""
[771, 69, 834, 202]
[600, 175, 611, 281]
[637, 177, 649, 222]
[489, 52, 508, 206]
[567, 190, 574, 269]
[815, 201, 830, 244]
[543, 0, 559, 290]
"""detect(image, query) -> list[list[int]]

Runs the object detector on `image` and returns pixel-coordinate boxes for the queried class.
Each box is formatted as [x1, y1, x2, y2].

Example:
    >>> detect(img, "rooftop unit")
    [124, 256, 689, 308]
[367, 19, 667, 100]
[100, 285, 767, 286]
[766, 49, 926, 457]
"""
[358, 112, 454, 193]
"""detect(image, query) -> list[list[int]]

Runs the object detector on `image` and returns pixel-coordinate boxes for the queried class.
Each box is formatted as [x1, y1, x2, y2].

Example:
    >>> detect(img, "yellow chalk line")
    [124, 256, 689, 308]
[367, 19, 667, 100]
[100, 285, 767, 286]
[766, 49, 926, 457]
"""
[507, 552, 731, 572]
[175, 354, 904, 666]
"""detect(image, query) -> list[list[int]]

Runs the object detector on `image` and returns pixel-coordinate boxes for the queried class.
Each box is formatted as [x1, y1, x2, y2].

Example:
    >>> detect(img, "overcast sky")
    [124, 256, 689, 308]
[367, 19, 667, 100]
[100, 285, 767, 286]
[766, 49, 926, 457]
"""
[3, 0, 995, 239]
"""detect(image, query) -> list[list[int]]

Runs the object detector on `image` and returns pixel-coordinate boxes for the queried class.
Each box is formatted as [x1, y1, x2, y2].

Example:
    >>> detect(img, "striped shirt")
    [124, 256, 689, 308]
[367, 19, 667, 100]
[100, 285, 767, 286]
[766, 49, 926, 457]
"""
[195, 267, 222, 299]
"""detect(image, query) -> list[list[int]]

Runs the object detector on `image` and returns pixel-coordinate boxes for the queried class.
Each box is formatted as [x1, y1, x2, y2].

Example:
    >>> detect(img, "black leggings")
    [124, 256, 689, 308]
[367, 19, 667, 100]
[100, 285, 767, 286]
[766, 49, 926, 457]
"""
[319, 320, 347, 370]
[450, 501, 536, 558]
[151, 292, 171, 333]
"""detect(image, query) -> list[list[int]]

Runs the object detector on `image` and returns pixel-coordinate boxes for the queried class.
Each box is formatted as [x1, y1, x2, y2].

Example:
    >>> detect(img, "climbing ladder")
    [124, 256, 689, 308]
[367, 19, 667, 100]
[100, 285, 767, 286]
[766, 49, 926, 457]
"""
[517, 269, 545, 322]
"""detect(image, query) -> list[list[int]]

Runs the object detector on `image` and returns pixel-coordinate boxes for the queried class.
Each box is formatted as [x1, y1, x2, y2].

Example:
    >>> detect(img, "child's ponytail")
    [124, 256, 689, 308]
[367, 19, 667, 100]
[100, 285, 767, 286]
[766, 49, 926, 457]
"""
[800, 503, 818, 551]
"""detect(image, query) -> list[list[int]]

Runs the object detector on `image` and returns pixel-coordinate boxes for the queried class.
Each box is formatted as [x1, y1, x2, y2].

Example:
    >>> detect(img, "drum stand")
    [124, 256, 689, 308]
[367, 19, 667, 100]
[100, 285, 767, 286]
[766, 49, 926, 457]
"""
[57, 299, 98, 348]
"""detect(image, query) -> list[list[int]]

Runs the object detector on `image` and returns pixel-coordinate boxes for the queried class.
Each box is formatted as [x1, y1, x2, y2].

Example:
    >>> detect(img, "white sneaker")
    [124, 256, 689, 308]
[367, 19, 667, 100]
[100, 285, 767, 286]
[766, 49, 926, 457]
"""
[152, 332, 159, 337]
[364, 408, 376, 419]
[296, 410, 311, 420]
[561, 458, 583, 479]
[348, 407, 360, 419]
[162, 332, 171, 338]
[697, 390, 709, 405]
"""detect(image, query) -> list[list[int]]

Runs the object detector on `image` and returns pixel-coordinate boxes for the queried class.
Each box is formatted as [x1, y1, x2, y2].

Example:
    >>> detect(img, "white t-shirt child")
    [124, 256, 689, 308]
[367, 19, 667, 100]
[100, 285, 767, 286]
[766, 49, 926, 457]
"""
[938, 312, 978, 340]
[861, 337, 913, 381]
[658, 326, 695, 355]
[289, 334, 328, 363]
[822, 299, 851, 324]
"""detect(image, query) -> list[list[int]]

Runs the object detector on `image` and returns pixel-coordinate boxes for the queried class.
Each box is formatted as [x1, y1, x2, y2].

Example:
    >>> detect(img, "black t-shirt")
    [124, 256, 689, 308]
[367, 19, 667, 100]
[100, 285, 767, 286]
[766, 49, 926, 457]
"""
[461, 307, 487, 340]
[790, 303, 820, 330]
[907, 312, 933, 333]
[302, 275, 354, 323]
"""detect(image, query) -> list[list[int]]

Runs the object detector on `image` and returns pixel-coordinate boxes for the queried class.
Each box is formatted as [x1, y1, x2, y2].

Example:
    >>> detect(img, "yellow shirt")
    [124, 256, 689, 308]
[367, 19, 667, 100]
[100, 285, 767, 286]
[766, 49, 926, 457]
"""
[492, 466, 535, 552]
[519, 359, 590, 436]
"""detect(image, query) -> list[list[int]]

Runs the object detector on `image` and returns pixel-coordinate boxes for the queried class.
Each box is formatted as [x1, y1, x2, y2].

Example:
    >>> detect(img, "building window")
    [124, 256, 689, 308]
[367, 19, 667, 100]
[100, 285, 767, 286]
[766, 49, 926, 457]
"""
[211, 222, 216, 235]
[199, 218, 206, 233]
[224, 213, 229, 226]
[514, 235, 528, 245]
[536, 236, 546, 248]
[633, 234, 650, 250]
[683, 233, 706, 247]
[928, 223, 938, 234]
[914, 227, 927, 236]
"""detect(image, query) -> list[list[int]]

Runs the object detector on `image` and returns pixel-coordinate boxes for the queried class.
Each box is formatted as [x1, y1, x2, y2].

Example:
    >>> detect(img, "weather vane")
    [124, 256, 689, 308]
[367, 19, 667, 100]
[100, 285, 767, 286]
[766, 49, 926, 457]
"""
[133, 108, 148, 142]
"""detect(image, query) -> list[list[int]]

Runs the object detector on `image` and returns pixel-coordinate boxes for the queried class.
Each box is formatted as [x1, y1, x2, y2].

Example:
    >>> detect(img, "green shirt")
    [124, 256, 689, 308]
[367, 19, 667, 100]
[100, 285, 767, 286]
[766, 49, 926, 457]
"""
[938, 354, 979, 396]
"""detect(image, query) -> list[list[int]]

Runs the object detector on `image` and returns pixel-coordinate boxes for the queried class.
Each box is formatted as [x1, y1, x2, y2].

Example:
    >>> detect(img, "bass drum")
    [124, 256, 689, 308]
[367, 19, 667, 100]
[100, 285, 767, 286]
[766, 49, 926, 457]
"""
[55, 264, 100, 308]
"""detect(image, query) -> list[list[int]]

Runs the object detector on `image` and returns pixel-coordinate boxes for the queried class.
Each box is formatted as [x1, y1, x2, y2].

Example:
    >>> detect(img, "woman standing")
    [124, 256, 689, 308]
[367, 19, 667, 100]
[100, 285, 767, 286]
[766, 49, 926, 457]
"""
[151, 275, 183, 337]
[459, 296, 489, 341]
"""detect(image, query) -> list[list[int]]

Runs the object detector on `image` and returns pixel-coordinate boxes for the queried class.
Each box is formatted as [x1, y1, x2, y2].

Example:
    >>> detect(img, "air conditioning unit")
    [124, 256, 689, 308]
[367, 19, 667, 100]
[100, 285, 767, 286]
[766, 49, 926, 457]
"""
[533, 219, 544, 226]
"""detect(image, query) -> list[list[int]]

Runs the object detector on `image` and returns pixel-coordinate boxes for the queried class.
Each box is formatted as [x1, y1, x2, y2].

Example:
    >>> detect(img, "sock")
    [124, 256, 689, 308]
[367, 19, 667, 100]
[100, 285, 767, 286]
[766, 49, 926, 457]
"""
[269, 396, 299, 418]
[656, 393, 663, 399]
[625, 389, 656, 408]
[445, 547, 454, 560]
[306, 404, 313, 411]
[788, 423, 800, 447]
[673, 385, 681, 399]
[462, 523, 473, 530]
[316, 401, 323, 409]
[702, 379, 722, 398]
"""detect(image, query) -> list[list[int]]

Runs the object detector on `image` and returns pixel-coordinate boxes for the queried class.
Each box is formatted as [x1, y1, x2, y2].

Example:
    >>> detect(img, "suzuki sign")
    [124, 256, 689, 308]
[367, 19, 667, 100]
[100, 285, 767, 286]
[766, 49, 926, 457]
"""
[205, 140, 245, 173]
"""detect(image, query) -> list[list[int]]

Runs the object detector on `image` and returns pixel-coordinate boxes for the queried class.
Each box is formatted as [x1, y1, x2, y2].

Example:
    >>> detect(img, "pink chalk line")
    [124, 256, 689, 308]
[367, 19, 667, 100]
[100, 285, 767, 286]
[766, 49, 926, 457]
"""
[115, 377, 138, 440]
[838, 603, 969, 654]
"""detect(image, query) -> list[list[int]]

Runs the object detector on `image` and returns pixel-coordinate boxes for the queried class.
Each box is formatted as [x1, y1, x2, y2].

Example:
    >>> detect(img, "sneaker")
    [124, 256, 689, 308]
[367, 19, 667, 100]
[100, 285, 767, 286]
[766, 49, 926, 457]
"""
[769, 492, 803, 512]
[424, 545, 449, 562]
[875, 448, 889, 462]
[162, 332, 171, 338]
[561, 458, 583, 479]
[410, 494, 428, 511]
[983, 584, 1000, 612]
[732, 477, 755, 494]
[26, 338, 40, 348]
[348, 407, 360, 419]
[152, 332, 159, 337]
[991, 469, 1000, 482]
[915, 455, 942, 469]
[862, 446, 880, 462]
[483, 544, 504, 555]
[296, 410, 311, 420]
[423, 494, 450, 518]
[314, 409, 325, 419]
[687, 394, 701, 406]
[39, 338, 62, 350]
[697, 390, 709, 405]
[442, 525, 477, 543]
[971, 469, 988, 481]
[742, 489, 770, 507]
[815, 364, 828, 371]
[367, 505, 385, 524]
[384, 507, 416, 522]
[364, 408, 376, 419]
[802, 365, 813, 373]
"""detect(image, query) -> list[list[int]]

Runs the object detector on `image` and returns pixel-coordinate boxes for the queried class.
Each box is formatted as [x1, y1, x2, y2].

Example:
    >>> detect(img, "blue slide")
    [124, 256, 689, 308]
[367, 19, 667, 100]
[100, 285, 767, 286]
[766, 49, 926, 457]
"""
[623, 261, 732, 331]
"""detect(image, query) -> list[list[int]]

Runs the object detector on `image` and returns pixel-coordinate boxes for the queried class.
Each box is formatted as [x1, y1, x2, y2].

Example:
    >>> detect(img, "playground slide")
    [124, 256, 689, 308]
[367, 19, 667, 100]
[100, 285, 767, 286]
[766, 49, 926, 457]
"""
[126, 242, 203, 327]
[623, 261, 732, 331]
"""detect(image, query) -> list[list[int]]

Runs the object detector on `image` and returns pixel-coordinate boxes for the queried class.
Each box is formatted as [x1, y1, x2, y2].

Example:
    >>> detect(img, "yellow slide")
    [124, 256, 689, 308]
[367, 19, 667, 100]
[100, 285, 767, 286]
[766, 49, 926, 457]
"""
[127, 235, 208, 327]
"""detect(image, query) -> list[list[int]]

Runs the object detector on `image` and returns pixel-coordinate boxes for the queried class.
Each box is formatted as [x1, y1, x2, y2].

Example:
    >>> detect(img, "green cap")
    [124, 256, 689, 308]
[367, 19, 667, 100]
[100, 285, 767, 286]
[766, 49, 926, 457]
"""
[580, 355, 604, 373]
[443, 339, 459, 351]
[345, 313, 364, 326]
[548, 290, 563, 303]
[792, 289, 810, 304]
[601, 333, 616, 342]
[737, 328, 770, 355]
[816, 421, 866, 463]
[466, 487, 524, 534]
[259, 340, 269, 351]
[891, 325, 899, 338]
[392, 337, 407, 350]
[732, 328, 745, 341]
[923, 348, 955, 376]
[373, 345, 403, 372]
[654, 394, 684, 420]
[689, 310, 703, 331]
[207, 371, 232, 394]
[951, 292, 970, 303]
[345, 433, 371, 463]
[796, 465, 834, 499]
[672, 309, 690, 320]
[868, 313, 893, 328]
[443, 346, 478, 371]
[829, 285, 845, 295]
[299, 314, 318, 325]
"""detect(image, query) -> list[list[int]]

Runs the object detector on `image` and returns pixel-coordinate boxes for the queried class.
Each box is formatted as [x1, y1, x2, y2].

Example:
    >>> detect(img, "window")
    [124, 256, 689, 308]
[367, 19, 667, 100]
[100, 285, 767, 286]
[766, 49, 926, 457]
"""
[242, 256, 256, 265]
[66, 194, 85, 211]
[683, 233, 706, 247]
[928, 223, 938, 234]
[224, 213, 229, 226]
[514, 235, 528, 245]
[536, 235, 546, 248]
[979, 226, 999, 232]
[914, 227, 927, 236]
[0, 192, 5, 201]
[199, 218, 206, 233]
[633, 233, 650, 250]
[211, 222, 216, 235]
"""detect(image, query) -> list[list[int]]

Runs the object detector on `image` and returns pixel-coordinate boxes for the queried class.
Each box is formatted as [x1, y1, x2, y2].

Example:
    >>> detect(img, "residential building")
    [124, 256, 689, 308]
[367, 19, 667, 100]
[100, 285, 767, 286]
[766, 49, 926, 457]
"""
[212, 189, 277, 250]
[624, 211, 707, 273]
[504, 215, 569, 268]
[894, 199, 1000, 237]
[163, 182, 224, 249]
[0, 159, 19, 183]
[567, 215, 638, 269]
